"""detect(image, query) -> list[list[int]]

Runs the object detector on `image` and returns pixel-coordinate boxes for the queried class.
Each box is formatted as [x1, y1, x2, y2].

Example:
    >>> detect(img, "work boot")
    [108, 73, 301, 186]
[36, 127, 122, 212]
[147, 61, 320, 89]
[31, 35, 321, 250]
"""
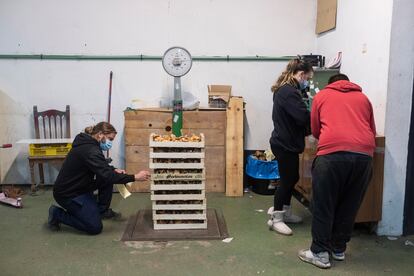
[298, 249, 331, 269]
[48, 205, 61, 231]
[101, 208, 122, 220]
[266, 207, 292, 235]
[283, 205, 303, 224]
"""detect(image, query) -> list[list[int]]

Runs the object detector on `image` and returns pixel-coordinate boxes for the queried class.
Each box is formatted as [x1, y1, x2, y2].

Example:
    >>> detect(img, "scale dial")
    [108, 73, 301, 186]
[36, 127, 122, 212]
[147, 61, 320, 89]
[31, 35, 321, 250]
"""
[162, 47, 192, 77]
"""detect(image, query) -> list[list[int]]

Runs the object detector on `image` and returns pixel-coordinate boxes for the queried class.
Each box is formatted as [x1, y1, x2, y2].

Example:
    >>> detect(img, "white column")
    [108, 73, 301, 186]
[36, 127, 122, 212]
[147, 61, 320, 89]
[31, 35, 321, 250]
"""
[377, 0, 414, 236]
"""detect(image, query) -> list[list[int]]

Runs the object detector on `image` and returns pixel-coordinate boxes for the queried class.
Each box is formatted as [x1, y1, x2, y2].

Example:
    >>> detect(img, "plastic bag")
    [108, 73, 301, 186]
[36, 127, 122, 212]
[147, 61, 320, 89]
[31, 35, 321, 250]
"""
[159, 92, 200, 110]
[246, 155, 280, 180]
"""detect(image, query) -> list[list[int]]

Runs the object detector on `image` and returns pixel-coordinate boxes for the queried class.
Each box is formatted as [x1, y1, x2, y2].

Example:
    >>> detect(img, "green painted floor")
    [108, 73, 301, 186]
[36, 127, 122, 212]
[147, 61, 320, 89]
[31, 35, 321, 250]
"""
[0, 190, 413, 276]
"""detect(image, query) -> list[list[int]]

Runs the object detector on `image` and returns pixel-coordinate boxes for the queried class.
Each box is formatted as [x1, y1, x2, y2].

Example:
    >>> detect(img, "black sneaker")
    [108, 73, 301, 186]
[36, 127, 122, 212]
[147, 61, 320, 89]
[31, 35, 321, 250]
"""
[48, 205, 61, 231]
[331, 251, 345, 261]
[101, 208, 122, 220]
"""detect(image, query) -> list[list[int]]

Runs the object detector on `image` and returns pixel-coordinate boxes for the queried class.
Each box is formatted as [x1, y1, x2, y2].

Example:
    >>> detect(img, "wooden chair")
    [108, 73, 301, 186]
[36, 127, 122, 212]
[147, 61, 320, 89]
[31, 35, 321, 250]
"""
[29, 105, 71, 192]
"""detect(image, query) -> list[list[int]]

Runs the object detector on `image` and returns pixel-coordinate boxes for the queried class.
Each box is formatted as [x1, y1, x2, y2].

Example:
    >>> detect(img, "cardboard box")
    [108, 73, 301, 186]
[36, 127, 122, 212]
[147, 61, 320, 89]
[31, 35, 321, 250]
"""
[208, 85, 232, 108]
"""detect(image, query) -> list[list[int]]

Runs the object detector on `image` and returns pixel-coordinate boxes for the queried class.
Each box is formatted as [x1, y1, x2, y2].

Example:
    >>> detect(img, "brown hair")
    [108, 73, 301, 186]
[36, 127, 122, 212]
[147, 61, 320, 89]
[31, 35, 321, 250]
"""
[84, 122, 117, 136]
[271, 58, 313, 93]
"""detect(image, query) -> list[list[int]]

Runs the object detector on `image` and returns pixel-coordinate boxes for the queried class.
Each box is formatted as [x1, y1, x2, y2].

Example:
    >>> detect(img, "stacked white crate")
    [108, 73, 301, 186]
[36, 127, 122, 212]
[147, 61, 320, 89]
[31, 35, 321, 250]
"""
[149, 133, 207, 230]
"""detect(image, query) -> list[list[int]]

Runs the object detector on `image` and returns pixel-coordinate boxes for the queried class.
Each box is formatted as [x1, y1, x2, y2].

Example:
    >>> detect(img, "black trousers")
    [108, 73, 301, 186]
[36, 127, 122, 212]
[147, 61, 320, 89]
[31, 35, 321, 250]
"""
[310, 152, 373, 254]
[53, 177, 114, 235]
[271, 145, 300, 211]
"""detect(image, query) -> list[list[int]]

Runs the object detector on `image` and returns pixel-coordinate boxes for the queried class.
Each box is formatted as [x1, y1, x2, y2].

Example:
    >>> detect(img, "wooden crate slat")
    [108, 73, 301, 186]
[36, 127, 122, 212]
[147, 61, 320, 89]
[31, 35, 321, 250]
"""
[152, 203, 207, 210]
[150, 140, 205, 148]
[151, 179, 204, 184]
[151, 184, 205, 191]
[153, 213, 207, 220]
[150, 162, 205, 169]
[153, 222, 207, 230]
[151, 190, 206, 195]
[149, 152, 205, 159]
[150, 193, 205, 201]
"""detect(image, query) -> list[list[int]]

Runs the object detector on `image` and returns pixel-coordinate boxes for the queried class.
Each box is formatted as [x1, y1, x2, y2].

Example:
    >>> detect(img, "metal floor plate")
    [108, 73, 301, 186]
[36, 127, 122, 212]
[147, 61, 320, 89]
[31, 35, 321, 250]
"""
[121, 208, 229, 241]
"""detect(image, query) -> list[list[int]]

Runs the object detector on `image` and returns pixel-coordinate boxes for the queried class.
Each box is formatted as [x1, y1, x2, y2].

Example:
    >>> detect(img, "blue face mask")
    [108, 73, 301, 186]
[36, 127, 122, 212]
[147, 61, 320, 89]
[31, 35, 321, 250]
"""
[100, 139, 112, 151]
[300, 79, 309, 90]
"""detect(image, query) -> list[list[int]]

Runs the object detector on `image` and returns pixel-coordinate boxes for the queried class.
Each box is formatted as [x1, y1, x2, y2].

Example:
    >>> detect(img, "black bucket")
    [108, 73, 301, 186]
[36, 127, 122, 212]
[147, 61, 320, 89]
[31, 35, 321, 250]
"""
[248, 176, 277, 195]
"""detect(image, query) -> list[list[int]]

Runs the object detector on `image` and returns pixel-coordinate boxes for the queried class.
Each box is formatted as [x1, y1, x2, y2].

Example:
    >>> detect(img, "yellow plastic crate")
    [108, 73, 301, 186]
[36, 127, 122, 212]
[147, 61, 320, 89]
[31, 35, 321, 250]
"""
[29, 143, 72, 156]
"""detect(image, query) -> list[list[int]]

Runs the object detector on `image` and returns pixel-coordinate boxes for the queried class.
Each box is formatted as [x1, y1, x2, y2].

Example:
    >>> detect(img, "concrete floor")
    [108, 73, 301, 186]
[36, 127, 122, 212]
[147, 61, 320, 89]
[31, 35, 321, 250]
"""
[0, 190, 413, 276]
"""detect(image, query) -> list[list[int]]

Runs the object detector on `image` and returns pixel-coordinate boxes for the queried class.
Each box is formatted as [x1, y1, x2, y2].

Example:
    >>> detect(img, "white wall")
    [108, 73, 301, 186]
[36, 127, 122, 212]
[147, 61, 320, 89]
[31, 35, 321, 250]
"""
[377, 0, 414, 236]
[0, 0, 317, 184]
[316, 0, 393, 135]
[314, 0, 414, 236]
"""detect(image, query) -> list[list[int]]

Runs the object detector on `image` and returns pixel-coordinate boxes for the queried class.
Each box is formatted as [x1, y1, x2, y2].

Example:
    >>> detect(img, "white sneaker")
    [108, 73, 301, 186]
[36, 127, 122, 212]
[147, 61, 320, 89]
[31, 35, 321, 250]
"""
[331, 252, 345, 261]
[283, 205, 303, 224]
[298, 249, 331, 269]
[267, 207, 292, 235]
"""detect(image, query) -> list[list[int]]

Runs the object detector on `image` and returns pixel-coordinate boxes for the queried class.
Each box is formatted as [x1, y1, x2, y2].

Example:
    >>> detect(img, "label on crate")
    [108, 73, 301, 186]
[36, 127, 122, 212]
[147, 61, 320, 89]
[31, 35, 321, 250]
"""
[152, 173, 204, 180]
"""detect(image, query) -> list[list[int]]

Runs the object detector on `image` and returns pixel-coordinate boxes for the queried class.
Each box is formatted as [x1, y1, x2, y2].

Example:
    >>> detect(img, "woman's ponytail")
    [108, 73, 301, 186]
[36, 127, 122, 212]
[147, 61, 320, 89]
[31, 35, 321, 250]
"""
[271, 58, 312, 93]
[84, 126, 95, 135]
[84, 122, 117, 135]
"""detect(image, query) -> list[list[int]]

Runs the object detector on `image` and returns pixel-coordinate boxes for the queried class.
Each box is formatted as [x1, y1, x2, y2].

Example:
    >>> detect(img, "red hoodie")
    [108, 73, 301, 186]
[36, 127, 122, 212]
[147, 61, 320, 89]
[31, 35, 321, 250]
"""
[311, 80, 376, 156]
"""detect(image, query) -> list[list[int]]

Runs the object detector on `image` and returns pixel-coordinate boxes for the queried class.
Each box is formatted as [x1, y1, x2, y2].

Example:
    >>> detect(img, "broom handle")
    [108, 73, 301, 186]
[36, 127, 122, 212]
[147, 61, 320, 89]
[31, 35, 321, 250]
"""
[107, 71, 113, 123]
[106, 71, 113, 159]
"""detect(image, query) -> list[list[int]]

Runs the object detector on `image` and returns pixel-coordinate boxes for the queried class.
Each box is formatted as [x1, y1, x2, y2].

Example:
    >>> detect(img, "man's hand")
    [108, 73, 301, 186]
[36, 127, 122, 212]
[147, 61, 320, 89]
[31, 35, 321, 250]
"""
[134, 170, 150, 181]
[115, 168, 126, 174]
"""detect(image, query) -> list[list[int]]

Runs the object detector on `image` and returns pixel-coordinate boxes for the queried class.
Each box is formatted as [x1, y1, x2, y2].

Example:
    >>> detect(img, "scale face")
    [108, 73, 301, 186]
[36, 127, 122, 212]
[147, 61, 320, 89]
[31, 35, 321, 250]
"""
[162, 46, 192, 136]
[162, 47, 192, 77]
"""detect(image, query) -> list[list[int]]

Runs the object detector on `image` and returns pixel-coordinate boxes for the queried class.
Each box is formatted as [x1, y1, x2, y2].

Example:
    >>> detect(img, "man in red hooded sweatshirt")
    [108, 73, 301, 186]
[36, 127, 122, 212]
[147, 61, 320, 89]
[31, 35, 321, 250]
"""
[298, 74, 376, 269]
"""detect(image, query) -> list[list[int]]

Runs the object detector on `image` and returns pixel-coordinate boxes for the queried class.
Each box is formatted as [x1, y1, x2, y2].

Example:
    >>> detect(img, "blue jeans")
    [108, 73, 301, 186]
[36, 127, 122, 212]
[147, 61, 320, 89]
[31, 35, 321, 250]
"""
[53, 182, 113, 235]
